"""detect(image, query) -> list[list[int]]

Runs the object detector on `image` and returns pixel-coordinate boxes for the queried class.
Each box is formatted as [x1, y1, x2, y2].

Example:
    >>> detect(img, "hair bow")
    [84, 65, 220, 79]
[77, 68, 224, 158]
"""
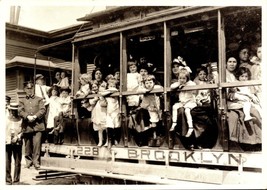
[178, 66, 192, 73]
[173, 56, 187, 66]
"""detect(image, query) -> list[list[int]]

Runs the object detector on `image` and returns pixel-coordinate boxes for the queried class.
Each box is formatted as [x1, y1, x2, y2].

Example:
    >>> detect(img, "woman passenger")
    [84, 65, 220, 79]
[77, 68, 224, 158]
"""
[91, 68, 107, 92]
[225, 55, 261, 148]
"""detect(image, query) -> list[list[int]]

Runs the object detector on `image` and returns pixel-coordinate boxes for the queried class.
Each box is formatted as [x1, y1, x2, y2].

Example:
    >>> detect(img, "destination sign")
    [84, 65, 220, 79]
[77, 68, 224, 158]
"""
[42, 144, 262, 168]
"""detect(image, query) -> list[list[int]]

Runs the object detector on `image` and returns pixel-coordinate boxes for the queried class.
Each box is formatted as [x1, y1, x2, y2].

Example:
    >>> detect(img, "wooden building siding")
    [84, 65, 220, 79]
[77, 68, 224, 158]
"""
[6, 70, 18, 103]
[6, 44, 47, 60]
[6, 70, 17, 91]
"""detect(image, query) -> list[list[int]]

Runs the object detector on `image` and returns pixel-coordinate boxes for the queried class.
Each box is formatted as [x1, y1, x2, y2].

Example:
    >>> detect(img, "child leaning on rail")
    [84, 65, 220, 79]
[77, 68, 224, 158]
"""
[75, 73, 92, 98]
[101, 77, 120, 148]
[193, 66, 211, 106]
[82, 80, 108, 147]
[169, 66, 197, 138]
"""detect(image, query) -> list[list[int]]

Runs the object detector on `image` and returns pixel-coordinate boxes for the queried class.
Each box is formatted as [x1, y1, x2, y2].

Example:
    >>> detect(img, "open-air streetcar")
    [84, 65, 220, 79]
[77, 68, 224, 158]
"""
[37, 6, 264, 185]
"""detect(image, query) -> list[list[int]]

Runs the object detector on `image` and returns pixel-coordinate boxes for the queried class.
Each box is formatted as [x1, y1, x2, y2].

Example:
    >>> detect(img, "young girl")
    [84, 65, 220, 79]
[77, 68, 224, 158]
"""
[126, 60, 141, 107]
[250, 45, 262, 104]
[75, 73, 91, 98]
[193, 66, 211, 106]
[139, 64, 149, 89]
[169, 68, 197, 137]
[58, 87, 72, 118]
[234, 67, 261, 120]
[58, 70, 70, 89]
[46, 86, 61, 141]
[88, 81, 108, 147]
[140, 75, 163, 139]
[101, 77, 120, 148]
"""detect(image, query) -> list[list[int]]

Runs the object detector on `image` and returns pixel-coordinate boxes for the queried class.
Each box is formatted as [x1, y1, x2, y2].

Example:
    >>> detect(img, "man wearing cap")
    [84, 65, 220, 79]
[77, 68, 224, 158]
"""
[35, 74, 50, 105]
[19, 81, 46, 169]
[6, 103, 23, 185]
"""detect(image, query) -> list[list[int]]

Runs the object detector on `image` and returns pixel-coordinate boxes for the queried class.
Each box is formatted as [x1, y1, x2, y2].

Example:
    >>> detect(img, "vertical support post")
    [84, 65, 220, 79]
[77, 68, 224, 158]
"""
[164, 21, 172, 113]
[72, 43, 80, 145]
[217, 10, 228, 151]
[164, 22, 173, 149]
[120, 32, 128, 147]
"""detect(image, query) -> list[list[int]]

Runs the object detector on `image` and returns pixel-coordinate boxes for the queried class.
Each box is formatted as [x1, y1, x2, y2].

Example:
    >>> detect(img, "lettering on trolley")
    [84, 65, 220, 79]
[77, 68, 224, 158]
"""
[76, 146, 99, 156]
[127, 149, 245, 166]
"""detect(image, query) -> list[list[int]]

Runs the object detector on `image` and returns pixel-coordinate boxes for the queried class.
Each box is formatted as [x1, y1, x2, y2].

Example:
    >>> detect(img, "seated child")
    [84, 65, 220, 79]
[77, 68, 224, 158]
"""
[193, 66, 211, 106]
[58, 87, 72, 118]
[169, 67, 197, 137]
[75, 73, 91, 98]
[234, 67, 261, 120]
[140, 75, 163, 139]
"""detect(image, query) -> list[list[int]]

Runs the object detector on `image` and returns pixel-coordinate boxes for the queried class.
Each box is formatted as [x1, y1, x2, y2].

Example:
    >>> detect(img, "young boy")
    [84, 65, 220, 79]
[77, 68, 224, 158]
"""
[6, 103, 23, 184]
[140, 75, 163, 139]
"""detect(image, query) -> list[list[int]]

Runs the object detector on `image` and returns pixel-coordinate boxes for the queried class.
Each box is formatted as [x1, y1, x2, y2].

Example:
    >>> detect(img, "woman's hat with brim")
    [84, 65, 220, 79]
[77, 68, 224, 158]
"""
[8, 103, 19, 110]
[35, 74, 44, 80]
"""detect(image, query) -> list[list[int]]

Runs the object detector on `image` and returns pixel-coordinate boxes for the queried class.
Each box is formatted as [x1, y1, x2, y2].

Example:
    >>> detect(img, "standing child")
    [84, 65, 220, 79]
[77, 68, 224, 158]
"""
[113, 68, 120, 87]
[234, 67, 261, 120]
[101, 77, 120, 148]
[139, 64, 149, 89]
[58, 70, 70, 89]
[250, 44, 262, 104]
[6, 103, 23, 185]
[169, 68, 197, 137]
[126, 60, 141, 107]
[193, 66, 211, 106]
[88, 82, 108, 146]
[46, 85, 61, 142]
[56, 87, 72, 144]
[140, 75, 163, 139]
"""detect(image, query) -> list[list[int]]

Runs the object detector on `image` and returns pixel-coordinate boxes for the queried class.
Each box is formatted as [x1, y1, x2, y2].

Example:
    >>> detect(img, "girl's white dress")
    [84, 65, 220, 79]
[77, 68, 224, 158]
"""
[127, 73, 141, 106]
[105, 89, 120, 128]
[90, 98, 107, 131]
[47, 96, 61, 129]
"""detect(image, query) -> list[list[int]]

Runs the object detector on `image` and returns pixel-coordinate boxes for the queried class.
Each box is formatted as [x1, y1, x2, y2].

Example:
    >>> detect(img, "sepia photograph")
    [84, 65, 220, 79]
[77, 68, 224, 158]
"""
[1, 0, 266, 189]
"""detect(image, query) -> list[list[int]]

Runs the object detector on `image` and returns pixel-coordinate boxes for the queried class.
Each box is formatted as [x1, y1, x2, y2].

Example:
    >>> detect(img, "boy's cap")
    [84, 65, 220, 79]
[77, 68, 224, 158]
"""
[8, 102, 19, 110]
[24, 81, 34, 88]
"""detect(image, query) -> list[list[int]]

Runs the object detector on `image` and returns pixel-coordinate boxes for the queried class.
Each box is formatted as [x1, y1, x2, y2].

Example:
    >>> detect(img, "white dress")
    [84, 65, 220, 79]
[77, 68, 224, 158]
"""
[105, 95, 120, 128]
[47, 96, 61, 129]
[127, 73, 141, 106]
[91, 99, 107, 131]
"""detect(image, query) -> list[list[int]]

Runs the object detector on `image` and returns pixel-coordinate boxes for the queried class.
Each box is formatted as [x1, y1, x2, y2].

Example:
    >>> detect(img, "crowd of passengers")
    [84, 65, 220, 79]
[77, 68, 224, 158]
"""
[6, 43, 262, 151]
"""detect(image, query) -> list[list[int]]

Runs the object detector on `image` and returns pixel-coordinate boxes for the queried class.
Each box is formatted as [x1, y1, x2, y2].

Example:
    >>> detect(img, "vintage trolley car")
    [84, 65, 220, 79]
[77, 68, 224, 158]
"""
[38, 6, 263, 185]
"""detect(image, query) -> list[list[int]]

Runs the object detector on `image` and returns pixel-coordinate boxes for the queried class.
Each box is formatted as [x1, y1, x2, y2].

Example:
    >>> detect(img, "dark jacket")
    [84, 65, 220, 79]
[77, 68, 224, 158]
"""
[19, 95, 46, 133]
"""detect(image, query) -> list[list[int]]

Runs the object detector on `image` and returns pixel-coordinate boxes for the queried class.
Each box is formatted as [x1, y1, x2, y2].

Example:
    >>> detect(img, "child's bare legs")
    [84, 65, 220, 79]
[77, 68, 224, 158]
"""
[49, 128, 54, 134]
[97, 130, 103, 146]
[104, 129, 109, 147]
[170, 103, 180, 131]
[184, 108, 194, 137]
[243, 101, 254, 121]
